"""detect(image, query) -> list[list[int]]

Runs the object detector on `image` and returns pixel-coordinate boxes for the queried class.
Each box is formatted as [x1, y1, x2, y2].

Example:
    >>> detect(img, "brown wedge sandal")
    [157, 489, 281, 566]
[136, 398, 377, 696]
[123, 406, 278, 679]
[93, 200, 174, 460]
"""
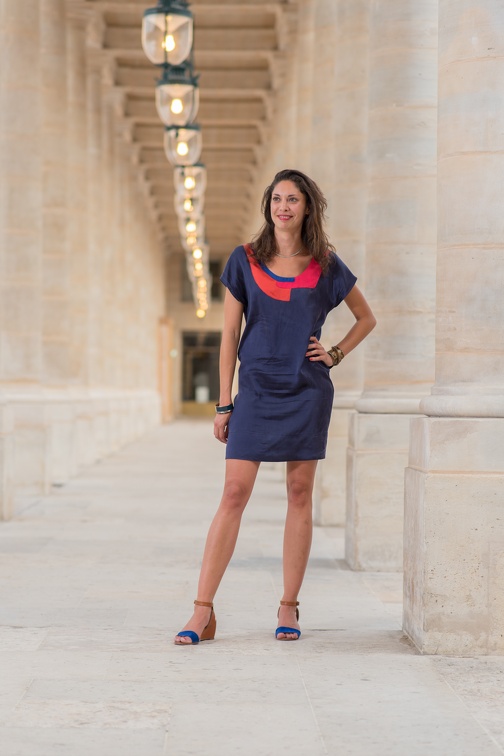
[276, 600, 301, 640]
[174, 600, 216, 645]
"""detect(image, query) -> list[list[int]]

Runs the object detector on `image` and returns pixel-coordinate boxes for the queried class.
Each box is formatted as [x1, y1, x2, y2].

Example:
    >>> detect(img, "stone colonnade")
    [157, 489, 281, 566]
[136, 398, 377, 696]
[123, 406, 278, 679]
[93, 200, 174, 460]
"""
[0, 2, 166, 519]
[243, 0, 504, 654]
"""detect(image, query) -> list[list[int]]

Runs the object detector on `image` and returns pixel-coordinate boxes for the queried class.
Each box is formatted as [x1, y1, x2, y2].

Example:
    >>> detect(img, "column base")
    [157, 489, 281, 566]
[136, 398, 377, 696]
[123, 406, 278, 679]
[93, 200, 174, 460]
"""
[346, 411, 415, 571]
[404, 416, 504, 655]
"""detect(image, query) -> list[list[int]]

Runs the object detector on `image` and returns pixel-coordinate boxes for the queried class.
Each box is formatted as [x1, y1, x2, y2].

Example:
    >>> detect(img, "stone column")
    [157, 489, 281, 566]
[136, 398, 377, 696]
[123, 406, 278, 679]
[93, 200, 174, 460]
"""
[294, 0, 315, 170]
[66, 8, 94, 466]
[66, 8, 89, 387]
[86, 49, 105, 389]
[345, 0, 438, 570]
[0, 1, 43, 384]
[41, 0, 69, 385]
[40, 0, 78, 485]
[0, 2, 51, 501]
[313, 0, 370, 525]
[403, 0, 504, 655]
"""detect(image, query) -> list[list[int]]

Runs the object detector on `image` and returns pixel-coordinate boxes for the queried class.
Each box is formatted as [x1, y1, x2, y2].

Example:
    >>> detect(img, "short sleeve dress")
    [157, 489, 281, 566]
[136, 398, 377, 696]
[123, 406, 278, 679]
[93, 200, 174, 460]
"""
[220, 244, 357, 462]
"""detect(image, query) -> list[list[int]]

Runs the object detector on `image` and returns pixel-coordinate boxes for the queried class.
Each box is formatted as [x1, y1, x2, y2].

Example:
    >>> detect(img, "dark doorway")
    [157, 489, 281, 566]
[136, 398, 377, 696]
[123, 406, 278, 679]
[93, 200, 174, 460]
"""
[182, 331, 221, 414]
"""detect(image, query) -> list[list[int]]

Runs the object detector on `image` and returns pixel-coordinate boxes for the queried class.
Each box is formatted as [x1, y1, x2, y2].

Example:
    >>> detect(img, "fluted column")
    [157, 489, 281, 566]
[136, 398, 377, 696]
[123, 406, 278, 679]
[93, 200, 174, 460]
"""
[0, 1, 51, 502]
[41, 0, 78, 485]
[41, 0, 69, 385]
[86, 50, 105, 388]
[403, 0, 504, 654]
[66, 8, 89, 386]
[0, 1, 42, 384]
[313, 0, 370, 525]
[345, 0, 438, 569]
[294, 0, 315, 170]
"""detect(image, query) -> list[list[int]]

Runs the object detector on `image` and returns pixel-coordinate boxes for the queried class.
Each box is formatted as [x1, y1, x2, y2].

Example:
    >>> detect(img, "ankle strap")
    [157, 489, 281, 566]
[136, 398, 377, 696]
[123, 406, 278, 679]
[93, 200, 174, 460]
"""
[280, 600, 299, 607]
[194, 600, 213, 608]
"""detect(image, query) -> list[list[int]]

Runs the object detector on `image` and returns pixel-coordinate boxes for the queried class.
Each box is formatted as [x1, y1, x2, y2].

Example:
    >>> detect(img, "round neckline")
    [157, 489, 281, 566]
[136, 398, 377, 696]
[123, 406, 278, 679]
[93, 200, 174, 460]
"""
[261, 257, 315, 282]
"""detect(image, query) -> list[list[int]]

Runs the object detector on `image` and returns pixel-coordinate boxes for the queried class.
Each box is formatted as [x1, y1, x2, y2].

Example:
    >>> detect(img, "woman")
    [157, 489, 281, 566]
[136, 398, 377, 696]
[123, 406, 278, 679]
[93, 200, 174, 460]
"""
[174, 169, 376, 645]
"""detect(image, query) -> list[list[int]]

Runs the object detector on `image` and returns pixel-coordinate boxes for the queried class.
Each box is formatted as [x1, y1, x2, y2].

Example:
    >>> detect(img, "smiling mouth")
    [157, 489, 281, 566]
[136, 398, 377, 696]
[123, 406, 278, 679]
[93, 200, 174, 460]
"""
[278, 215, 292, 220]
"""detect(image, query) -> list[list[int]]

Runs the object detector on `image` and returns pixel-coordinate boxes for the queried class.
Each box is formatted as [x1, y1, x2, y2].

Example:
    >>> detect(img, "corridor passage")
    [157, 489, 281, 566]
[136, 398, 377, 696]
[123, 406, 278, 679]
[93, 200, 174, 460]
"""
[0, 421, 503, 756]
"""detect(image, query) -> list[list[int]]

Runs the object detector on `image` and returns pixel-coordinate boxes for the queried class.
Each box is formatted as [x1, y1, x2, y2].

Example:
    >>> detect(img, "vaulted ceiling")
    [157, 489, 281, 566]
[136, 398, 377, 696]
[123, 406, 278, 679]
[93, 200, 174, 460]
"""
[85, 0, 298, 257]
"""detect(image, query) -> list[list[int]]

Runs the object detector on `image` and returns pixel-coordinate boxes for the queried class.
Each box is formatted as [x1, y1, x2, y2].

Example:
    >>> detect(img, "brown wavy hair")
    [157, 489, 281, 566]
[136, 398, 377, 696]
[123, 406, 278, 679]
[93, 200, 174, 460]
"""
[250, 168, 335, 273]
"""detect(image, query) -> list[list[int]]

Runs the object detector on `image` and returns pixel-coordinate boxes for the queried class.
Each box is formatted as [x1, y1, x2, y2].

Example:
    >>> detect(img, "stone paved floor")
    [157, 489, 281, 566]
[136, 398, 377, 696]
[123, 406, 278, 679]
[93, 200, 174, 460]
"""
[1, 420, 504, 756]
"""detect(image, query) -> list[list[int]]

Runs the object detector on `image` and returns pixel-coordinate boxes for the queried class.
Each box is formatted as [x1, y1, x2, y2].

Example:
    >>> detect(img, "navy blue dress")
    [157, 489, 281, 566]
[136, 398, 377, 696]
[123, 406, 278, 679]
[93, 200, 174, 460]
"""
[220, 244, 357, 462]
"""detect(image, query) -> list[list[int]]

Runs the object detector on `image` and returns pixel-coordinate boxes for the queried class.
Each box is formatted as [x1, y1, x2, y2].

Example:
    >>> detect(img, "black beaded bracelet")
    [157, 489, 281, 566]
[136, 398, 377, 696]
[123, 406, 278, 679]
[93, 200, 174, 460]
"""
[215, 403, 234, 414]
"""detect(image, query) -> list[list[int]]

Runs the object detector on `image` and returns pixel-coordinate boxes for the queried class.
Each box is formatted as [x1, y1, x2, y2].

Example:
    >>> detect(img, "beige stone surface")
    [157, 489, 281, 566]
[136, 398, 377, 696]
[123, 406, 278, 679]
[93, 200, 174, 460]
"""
[345, 0, 437, 569]
[346, 412, 414, 571]
[403, 0, 504, 655]
[1, 421, 504, 755]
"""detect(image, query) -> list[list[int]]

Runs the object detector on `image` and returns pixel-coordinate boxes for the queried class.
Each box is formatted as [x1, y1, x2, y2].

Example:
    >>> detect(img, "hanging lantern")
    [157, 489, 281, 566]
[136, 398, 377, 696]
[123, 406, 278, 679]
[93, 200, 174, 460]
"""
[155, 62, 199, 127]
[164, 125, 202, 166]
[185, 242, 209, 260]
[174, 194, 204, 219]
[174, 164, 207, 198]
[178, 215, 205, 238]
[182, 233, 206, 253]
[142, 1, 193, 67]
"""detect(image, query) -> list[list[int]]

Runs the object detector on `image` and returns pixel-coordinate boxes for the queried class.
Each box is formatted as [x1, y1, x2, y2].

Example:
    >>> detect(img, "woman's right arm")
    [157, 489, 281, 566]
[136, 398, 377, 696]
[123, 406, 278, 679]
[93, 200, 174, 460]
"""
[214, 289, 244, 444]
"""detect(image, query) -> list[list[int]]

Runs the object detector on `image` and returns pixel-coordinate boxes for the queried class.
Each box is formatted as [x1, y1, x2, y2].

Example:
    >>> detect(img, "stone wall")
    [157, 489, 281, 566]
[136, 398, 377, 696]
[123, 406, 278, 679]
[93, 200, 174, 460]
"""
[242, 0, 504, 653]
[0, 3, 166, 519]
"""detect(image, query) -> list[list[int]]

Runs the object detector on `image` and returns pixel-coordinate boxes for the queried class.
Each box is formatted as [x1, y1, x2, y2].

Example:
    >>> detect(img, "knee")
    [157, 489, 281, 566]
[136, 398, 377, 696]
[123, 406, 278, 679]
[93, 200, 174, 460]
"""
[220, 478, 250, 514]
[287, 479, 312, 510]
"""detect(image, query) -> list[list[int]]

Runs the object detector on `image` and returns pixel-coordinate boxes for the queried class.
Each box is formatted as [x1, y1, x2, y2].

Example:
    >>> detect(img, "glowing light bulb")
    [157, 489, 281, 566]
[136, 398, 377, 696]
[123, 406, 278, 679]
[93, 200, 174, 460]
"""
[185, 220, 196, 233]
[196, 309, 206, 319]
[183, 199, 193, 212]
[194, 261, 203, 272]
[192, 247, 203, 260]
[176, 141, 189, 157]
[171, 98, 183, 115]
[186, 234, 197, 246]
[184, 176, 196, 190]
[163, 33, 175, 52]
[197, 279, 207, 291]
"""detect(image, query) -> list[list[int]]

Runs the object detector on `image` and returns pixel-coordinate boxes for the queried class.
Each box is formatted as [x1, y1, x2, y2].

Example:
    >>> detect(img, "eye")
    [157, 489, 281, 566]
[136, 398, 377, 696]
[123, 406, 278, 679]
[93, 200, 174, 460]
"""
[288, 197, 298, 203]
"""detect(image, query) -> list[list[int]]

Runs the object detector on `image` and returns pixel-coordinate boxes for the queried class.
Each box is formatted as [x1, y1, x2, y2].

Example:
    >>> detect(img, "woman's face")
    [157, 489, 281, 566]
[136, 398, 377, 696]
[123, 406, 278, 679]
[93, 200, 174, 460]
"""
[270, 180, 308, 235]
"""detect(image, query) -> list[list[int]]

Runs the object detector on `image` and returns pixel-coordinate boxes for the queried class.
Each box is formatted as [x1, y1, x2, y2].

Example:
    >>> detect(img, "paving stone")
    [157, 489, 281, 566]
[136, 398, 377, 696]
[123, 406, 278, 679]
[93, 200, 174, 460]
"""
[0, 421, 502, 755]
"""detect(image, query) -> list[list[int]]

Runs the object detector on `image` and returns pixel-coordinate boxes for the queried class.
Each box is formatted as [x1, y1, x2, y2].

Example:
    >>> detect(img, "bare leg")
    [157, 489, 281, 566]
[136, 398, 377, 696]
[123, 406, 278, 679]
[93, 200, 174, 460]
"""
[277, 459, 317, 639]
[174, 458, 260, 643]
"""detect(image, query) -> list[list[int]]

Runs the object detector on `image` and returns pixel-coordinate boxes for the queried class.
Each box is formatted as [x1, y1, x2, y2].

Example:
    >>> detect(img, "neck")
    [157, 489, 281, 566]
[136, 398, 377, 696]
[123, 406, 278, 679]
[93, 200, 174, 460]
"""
[274, 231, 303, 256]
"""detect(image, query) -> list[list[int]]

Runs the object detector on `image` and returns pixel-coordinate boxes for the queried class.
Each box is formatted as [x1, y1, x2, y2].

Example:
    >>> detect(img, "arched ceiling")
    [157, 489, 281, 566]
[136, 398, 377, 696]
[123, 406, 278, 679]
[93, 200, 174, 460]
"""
[84, 0, 299, 256]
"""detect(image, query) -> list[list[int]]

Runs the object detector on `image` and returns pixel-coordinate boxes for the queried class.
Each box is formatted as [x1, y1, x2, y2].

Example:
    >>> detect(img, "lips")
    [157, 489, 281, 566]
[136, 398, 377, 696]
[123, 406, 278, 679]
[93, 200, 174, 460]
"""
[277, 215, 292, 221]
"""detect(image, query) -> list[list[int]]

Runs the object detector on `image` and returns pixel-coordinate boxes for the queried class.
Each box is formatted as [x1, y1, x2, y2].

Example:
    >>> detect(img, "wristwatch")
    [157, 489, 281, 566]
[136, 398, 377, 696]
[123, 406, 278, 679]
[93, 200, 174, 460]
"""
[327, 345, 345, 367]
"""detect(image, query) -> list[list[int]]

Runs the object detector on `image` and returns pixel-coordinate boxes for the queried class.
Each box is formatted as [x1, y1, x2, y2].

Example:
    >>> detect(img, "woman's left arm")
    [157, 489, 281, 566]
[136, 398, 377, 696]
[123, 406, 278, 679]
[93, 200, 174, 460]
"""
[307, 285, 376, 366]
[335, 285, 376, 357]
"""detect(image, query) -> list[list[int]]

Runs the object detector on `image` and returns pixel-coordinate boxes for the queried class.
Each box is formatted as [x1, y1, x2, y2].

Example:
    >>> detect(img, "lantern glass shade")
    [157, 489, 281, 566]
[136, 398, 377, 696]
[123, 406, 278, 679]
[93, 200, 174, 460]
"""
[164, 126, 202, 166]
[183, 238, 208, 256]
[179, 215, 205, 239]
[156, 81, 199, 127]
[186, 255, 207, 281]
[174, 164, 207, 198]
[142, 9, 193, 66]
[174, 194, 204, 219]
